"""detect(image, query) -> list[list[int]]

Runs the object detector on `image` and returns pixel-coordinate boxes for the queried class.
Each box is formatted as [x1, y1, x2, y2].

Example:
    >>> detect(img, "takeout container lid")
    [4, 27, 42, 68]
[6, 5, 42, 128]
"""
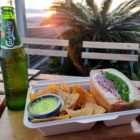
[23, 77, 140, 136]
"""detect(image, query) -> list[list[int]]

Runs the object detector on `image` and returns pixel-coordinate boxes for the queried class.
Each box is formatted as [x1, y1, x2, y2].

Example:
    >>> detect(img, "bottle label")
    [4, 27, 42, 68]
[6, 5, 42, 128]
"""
[1, 19, 22, 49]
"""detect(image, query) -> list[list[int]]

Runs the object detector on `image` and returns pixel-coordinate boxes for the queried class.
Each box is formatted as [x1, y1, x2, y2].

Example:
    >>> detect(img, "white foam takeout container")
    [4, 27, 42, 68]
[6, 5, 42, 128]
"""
[23, 77, 140, 136]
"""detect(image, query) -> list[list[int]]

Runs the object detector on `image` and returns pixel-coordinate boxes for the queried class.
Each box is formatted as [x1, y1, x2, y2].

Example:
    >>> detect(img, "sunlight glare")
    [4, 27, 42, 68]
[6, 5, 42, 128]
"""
[44, 11, 56, 18]
[25, 0, 127, 18]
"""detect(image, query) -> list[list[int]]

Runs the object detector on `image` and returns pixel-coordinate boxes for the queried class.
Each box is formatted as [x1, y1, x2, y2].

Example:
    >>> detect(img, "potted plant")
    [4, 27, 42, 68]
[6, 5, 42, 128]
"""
[41, 0, 140, 78]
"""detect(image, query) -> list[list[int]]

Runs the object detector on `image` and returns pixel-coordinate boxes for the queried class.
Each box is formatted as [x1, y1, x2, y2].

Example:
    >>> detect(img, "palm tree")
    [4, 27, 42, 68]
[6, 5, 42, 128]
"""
[46, 0, 140, 76]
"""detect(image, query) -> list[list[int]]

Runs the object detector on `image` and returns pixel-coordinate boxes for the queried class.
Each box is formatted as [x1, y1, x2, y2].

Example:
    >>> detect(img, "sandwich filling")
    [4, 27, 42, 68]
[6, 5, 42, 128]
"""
[96, 71, 129, 103]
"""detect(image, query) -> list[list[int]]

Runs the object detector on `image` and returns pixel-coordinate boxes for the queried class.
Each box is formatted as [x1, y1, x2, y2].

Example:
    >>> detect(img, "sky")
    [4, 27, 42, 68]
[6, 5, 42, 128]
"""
[0, 0, 125, 10]
[0, 0, 126, 19]
[0, 0, 139, 28]
[25, 0, 126, 11]
[0, 0, 126, 27]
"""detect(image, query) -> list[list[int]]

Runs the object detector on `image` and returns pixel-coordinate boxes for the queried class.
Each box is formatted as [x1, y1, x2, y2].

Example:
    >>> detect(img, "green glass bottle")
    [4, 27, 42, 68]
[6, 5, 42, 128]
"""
[0, 6, 29, 110]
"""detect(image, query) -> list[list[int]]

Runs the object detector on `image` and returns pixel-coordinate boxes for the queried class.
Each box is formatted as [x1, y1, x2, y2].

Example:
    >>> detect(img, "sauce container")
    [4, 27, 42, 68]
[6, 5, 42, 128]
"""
[27, 94, 63, 119]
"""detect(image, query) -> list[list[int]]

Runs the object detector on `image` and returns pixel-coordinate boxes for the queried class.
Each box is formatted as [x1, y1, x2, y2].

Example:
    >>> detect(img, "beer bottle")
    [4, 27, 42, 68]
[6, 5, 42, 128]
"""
[0, 6, 29, 110]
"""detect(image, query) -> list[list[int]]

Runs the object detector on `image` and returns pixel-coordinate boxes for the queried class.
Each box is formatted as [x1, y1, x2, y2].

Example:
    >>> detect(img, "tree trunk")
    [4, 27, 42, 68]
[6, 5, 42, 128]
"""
[67, 46, 84, 75]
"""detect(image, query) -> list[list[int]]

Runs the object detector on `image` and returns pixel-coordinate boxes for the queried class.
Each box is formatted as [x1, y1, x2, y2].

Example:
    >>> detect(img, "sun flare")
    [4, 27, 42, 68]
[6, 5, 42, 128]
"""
[44, 11, 56, 18]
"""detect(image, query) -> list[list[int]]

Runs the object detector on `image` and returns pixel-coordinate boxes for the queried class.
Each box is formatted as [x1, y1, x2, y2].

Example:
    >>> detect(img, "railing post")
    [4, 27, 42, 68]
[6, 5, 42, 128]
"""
[14, 0, 27, 38]
[14, 0, 30, 67]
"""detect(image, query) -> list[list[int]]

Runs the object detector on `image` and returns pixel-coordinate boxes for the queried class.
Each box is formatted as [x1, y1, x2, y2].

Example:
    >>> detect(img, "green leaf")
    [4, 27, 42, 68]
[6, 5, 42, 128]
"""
[85, 0, 94, 7]
[100, 0, 113, 23]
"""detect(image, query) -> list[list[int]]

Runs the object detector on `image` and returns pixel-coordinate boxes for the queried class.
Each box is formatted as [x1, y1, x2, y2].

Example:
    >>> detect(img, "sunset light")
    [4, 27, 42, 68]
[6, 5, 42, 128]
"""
[44, 11, 56, 18]
[0, 0, 130, 21]
[25, 0, 125, 10]
[0, 0, 128, 10]
[24, 0, 126, 19]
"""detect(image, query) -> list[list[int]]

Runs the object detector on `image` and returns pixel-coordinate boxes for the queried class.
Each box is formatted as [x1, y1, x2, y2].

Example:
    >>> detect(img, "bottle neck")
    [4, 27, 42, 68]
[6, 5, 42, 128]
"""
[1, 6, 22, 49]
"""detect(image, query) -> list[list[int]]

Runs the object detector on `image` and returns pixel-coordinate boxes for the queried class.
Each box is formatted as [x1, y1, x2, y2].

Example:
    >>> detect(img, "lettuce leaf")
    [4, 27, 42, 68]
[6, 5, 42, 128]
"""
[104, 71, 129, 102]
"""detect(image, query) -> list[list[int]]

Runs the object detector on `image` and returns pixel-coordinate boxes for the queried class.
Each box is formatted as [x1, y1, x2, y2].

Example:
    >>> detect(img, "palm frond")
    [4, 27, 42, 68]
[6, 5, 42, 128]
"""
[110, 23, 140, 32]
[85, 0, 94, 7]
[110, 0, 140, 21]
[111, 0, 134, 16]
[109, 32, 122, 42]
[123, 9, 140, 22]
[121, 0, 140, 13]
[76, 2, 89, 17]
[51, 3, 89, 22]
[85, 0, 99, 18]
[100, 0, 113, 23]
[114, 31, 140, 43]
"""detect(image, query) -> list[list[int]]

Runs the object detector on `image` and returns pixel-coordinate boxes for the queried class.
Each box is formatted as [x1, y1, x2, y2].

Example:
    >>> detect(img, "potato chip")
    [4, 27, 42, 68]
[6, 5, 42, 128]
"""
[72, 84, 91, 108]
[57, 90, 79, 109]
[92, 104, 106, 114]
[86, 93, 96, 103]
[60, 82, 71, 93]
[66, 102, 95, 117]
[31, 114, 70, 123]
[48, 83, 58, 93]
[38, 88, 54, 94]
[29, 88, 53, 101]
[28, 82, 106, 123]
[29, 93, 35, 101]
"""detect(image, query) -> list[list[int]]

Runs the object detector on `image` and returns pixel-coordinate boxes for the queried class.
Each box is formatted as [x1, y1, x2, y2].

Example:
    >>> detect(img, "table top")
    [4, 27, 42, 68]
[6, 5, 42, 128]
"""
[1, 108, 140, 140]
[1, 71, 140, 140]
[0, 68, 40, 94]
